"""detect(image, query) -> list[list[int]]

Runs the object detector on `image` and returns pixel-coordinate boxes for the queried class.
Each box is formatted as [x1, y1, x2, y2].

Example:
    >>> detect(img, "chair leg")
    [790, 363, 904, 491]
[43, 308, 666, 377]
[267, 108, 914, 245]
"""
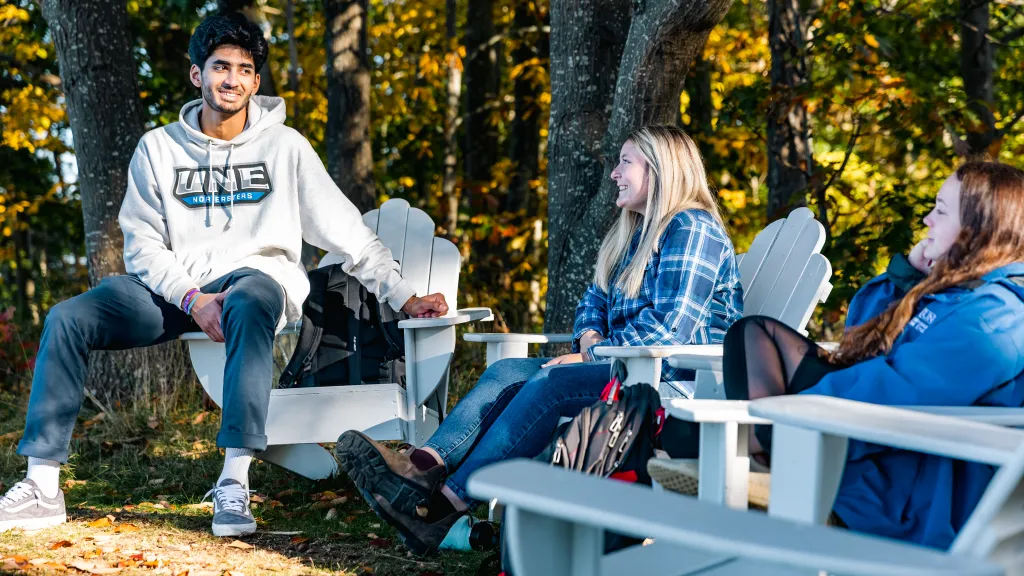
[767, 424, 848, 525]
[504, 505, 601, 576]
[260, 444, 338, 480]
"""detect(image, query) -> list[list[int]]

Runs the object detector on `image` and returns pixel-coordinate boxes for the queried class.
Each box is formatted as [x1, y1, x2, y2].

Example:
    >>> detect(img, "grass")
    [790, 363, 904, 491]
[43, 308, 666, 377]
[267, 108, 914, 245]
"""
[0, 380, 497, 576]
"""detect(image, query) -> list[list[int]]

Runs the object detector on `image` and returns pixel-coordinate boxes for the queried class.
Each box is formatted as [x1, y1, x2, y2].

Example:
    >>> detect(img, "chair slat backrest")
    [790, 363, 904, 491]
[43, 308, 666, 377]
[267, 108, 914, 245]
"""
[738, 208, 830, 333]
[952, 441, 1024, 573]
[319, 198, 460, 314]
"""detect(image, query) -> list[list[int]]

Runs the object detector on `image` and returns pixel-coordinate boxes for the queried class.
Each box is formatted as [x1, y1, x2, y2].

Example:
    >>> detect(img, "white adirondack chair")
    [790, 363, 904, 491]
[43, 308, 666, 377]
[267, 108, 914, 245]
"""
[180, 198, 492, 480]
[467, 398, 1024, 575]
[665, 396, 1024, 511]
[464, 208, 831, 375]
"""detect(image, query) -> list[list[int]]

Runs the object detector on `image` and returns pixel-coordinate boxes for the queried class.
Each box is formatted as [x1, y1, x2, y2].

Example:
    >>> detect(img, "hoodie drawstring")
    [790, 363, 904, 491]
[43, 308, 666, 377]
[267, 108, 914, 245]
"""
[227, 143, 235, 225]
[205, 139, 213, 228]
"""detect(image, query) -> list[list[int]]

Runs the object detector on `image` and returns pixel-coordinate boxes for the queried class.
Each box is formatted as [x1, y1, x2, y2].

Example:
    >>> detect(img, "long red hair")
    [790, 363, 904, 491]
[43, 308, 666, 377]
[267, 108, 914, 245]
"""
[832, 162, 1024, 366]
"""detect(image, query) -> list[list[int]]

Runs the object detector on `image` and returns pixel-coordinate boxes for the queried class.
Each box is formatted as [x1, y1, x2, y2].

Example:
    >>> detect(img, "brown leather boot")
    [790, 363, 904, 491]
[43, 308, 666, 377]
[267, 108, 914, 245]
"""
[335, 430, 446, 517]
[369, 490, 465, 556]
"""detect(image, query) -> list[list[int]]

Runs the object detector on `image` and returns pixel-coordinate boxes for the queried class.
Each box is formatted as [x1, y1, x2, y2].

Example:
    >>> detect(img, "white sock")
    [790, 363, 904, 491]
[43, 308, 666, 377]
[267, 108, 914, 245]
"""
[26, 458, 61, 499]
[217, 448, 254, 487]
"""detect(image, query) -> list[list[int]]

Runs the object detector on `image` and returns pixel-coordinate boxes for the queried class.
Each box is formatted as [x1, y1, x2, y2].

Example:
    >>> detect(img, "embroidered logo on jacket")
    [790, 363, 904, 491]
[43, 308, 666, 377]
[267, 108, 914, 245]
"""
[171, 162, 274, 208]
[908, 307, 937, 334]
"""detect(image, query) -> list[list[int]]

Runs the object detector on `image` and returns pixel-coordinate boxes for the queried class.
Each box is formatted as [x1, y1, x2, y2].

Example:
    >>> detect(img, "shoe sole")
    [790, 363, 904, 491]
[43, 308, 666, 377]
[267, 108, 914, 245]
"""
[0, 514, 67, 533]
[212, 520, 257, 537]
[335, 431, 434, 518]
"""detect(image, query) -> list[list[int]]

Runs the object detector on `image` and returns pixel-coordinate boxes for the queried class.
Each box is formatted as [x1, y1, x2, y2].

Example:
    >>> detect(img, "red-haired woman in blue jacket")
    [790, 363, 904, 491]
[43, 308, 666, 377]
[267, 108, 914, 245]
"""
[721, 161, 1024, 549]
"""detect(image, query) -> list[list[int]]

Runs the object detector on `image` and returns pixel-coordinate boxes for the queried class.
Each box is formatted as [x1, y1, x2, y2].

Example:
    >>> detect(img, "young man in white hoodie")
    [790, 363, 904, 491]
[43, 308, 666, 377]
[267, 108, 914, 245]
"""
[0, 13, 448, 537]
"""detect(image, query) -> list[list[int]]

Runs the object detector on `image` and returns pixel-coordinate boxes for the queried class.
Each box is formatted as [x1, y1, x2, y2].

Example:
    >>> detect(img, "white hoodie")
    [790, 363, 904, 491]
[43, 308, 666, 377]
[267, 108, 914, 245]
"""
[118, 96, 416, 323]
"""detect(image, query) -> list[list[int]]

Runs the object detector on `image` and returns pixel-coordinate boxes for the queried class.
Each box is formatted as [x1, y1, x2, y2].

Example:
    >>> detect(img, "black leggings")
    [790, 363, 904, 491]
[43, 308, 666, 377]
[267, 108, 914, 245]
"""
[661, 315, 839, 459]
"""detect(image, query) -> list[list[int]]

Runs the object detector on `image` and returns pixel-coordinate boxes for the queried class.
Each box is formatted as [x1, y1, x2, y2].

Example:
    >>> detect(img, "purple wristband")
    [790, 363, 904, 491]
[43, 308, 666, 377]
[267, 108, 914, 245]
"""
[182, 289, 200, 314]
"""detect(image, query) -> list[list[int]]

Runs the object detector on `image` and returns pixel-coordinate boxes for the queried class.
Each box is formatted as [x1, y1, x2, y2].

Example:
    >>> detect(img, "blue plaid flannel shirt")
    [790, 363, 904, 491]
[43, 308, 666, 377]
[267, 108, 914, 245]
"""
[572, 209, 744, 396]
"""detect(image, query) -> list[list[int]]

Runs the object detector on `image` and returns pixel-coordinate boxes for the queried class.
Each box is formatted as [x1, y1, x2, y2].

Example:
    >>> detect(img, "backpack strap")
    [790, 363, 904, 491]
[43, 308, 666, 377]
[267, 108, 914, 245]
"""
[279, 266, 331, 388]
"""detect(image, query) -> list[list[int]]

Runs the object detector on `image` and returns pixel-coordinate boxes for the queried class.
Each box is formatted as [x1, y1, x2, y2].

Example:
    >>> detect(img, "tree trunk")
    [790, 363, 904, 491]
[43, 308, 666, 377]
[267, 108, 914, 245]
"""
[40, 0, 193, 410]
[325, 0, 376, 215]
[286, 0, 301, 123]
[506, 1, 549, 214]
[463, 0, 500, 194]
[960, 0, 996, 156]
[544, 0, 734, 333]
[442, 0, 462, 236]
[765, 0, 812, 220]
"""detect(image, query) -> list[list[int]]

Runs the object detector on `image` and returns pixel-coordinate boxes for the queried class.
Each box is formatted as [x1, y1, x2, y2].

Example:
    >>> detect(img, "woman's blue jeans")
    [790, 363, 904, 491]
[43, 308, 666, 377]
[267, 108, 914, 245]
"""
[424, 357, 612, 504]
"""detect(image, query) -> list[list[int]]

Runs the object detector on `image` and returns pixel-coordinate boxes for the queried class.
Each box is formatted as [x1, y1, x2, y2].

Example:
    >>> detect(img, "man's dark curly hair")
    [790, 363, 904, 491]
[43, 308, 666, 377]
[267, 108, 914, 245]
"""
[188, 13, 268, 72]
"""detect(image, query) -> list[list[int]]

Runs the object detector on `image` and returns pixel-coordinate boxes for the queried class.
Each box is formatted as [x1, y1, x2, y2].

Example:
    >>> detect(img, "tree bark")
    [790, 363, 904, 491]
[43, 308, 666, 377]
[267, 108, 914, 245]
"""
[960, 0, 996, 156]
[544, 0, 734, 333]
[506, 1, 549, 214]
[325, 0, 377, 215]
[766, 0, 812, 219]
[442, 0, 462, 236]
[40, 0, 193, 410]
[463, 0, 500, 194]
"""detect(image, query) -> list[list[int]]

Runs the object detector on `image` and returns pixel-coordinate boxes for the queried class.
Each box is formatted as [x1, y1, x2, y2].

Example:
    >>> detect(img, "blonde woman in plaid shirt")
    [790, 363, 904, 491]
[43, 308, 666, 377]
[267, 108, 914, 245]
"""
[336, 125, 744, 555]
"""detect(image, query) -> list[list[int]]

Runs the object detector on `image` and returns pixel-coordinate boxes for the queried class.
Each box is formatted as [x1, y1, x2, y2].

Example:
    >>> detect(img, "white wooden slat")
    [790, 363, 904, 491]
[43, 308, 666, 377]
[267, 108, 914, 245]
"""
[400, 207, 435, 297]
[953, 442, 1024, 559]
[744, 210, 824, 317]
[772, 252, 832, 331]
[756, 221, 828, 323]
[751, 396, 1024, 467]
[265, 384, 406, 444]
[468, 460, 999, 576]
[427, 237, 461, 313]
[376, 198, 411, 264]
[738, 219, 784, 294]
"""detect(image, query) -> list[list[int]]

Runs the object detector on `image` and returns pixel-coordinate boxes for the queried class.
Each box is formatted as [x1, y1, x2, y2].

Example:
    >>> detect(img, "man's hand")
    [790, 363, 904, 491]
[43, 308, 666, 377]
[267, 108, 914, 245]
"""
[908, 239, 934, 275]
[402, 293, 449, 318]
[542, 353, 585, 368]
[191, 290, 230, 342]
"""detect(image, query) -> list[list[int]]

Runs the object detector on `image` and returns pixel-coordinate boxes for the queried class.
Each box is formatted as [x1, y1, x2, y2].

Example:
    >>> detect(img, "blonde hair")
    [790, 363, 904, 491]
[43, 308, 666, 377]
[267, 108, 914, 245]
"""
[594, 125, 723, 298]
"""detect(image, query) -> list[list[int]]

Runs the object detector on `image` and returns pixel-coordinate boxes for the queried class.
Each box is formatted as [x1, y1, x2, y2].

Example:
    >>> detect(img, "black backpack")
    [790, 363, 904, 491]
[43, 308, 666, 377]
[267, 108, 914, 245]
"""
[278, 263, 408, 388]
[538, 359, 664, 484]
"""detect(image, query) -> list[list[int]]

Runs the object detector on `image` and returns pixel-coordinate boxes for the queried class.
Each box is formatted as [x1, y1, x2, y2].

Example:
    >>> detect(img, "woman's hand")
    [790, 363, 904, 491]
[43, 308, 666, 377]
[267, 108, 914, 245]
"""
[908, 239, 934, 275]
[542, 353, 585, 367]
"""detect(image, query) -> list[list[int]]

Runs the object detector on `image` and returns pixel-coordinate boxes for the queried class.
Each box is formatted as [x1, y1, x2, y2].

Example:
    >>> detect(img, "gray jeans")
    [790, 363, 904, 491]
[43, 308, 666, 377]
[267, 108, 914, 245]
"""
[17, 268, 284, 462]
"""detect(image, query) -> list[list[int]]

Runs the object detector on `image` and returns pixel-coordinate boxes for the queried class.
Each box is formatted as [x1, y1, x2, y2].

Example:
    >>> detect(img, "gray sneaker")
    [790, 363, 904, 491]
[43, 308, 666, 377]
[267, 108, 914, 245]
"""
[0, 479, 67, 533]
[204, 479, 256, 537]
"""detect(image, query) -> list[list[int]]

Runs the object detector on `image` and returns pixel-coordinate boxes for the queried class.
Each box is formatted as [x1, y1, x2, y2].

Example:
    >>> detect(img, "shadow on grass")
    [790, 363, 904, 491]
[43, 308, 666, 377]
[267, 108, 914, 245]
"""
[0, 391, 494, 576]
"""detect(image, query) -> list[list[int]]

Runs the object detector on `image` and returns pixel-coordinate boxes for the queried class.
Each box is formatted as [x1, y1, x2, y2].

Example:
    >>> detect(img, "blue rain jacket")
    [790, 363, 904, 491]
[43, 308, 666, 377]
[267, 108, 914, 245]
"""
[802, 260, 1024, 549]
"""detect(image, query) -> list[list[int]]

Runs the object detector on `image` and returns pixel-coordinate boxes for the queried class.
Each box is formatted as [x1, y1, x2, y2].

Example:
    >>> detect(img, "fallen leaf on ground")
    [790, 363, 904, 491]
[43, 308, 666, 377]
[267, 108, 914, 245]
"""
[289, 536, 309, 544]
[368, 538, 391, 548]
[226, 540, 253, 550]
[83, 413, 106, 428]
[324, 508, 337, 520]
[267, 500, 283, 508]
[312, 501, 333, 510]
[0, 430, 21, 443]
[69, 560, 123, 574]
[146, 416, 160, 430]
[185, 502, 213, 510]
[113, 524, 140, 533]
[148, 478, 165, 486]
[370, 523, 380, 528]
[249, 494, 265, 503]
[64, 479, 87, 489]
[87, 517, 112, 528]
[366, 533, 378, 539]
[318, 491, 338, 501]
[191, 412, 208, 424]
[50, 540, 74, 549]
[330, 496, 348, 506]
[274, 489, 296, 499]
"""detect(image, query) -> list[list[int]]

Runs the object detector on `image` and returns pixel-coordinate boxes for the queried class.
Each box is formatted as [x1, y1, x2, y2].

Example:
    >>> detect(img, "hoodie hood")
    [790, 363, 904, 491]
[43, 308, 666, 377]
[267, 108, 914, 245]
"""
[178, 95, 286, 148]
